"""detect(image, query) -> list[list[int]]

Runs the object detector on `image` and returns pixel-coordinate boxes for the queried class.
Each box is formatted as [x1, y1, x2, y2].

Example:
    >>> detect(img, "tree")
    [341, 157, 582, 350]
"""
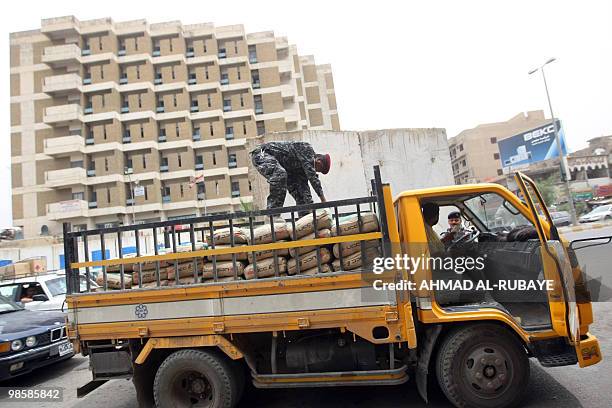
[534, 176, 558, 206]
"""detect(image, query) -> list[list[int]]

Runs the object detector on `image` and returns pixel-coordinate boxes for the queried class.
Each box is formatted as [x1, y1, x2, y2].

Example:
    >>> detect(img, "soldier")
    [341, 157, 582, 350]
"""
[250, 141, 331, 214]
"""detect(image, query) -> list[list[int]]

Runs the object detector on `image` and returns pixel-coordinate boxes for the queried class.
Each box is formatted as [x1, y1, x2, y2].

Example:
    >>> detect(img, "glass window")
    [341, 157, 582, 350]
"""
[463, 193, 531, 232]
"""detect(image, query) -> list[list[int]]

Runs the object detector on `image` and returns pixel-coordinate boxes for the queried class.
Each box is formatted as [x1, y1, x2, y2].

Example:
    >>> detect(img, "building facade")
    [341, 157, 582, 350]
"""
[10, 16, 340, 238]
[448, 111, 550, 184]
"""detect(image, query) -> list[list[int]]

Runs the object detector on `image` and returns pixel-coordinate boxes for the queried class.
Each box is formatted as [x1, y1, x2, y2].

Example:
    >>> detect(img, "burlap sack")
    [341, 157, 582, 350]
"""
[129, 261, 169, 272]
[332, 239, 380, 258]
[291, 210, 332, 239]
[331, 213, 379, 236]
[288, 229, 331, 257]
[251, 222, 291, 244]
[206, 227, 248, 245]
[332, 247, 380, 271]
[167, 260, 208, 280]
[133, 267, 169, 285]
[204, 276, 241, 284]
[244, 257, 287, 280]
[287, 248, 331, 275]
[297, 263, 332, 276]
[206, 245, 249, 262]
[168, 276, 202, 286]
[247, 242, 290, 263]
[202, 261, 245, 279]
[98, 273, 132, 289]
[142, 280, 169, 288]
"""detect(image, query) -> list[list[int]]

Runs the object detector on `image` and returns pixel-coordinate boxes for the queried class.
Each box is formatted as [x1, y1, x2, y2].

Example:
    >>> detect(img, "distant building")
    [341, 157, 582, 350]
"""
[448, 111, 550, 184]
[10, 16, 340, 238]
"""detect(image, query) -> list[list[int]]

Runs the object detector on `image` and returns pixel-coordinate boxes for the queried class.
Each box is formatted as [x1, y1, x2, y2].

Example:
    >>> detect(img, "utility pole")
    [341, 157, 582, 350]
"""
[528, 58, 578, 226]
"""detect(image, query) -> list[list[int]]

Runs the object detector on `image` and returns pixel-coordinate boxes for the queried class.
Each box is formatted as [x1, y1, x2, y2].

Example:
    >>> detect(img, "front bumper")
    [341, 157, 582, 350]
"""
[0, 339, 74, 381]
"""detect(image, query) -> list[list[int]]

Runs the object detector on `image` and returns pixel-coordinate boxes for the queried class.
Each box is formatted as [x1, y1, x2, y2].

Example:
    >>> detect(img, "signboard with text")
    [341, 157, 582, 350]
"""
[499, 120, 568, 172]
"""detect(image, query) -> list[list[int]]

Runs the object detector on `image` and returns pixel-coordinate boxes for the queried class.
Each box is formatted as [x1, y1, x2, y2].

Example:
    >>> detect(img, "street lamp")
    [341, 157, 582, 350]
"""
[528, 58, 578, 226]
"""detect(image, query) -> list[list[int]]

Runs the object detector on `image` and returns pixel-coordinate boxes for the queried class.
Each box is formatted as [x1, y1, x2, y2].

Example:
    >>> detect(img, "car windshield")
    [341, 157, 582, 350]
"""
[463, 193, 532, 231]
[0, 294, 23, 313]
[46, 277, 67, 297]
[591, 205, 611, 214]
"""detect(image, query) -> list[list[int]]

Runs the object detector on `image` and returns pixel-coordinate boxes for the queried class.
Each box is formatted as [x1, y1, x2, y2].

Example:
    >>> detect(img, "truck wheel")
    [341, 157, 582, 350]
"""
[436, 324, 529, 408]
[153, 349, 235, 408]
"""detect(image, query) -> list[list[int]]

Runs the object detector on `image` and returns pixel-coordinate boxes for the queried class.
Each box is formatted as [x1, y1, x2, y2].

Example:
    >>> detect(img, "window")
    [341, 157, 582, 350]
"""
[209, 123, 214, 136]
[138, 94, 142, 108]
[223, 98, 232, 112]
[195, 155, 204, 170]
[104, 158, 109, 172]
[144, 186, 148, 200]
[256, 121, 265, 136]
[218, 47, 226, 58]
[169, 38, 173, 52]
[72, 192, 85, 200]
[248, 181, 252, 191]
[171, 66, 176, 80]
[90, 191, 97, 204]
[228, 153, 237, 168]
[212, 152, 217, 165]
[126, 157, 133, 170]
[180, 184, 184, 197]
[251, 70, 260, 88]
[239, 94, 244, 107]
[237, 68, 241, 80]
[142, 155, 147, 169]
[193, 126, 200, 136]
[254, 95, 263, 114]
[225, 126, 234, 139]
[106, 188, 111, 203]
[207, 94, 212, 108]
[205, 66, 209, 80]
[155, 70, 162, 84]
[175, 123, 180, 137]
[493, 153, 500, 160]
[191, 99, 199, 112]
[197, 182, 205, 195]
[103, 126, 107, 140]
[220, 72, 229, 85]
[490, 137, 497, 144]
[101, 94, 106, 108]
[98, 37, 103, 50]
[140, 124, 144, 138]
[188, 71, 197, 84]
[153, 40, 161, 55]
[100, 64, 104, 79]
[234, 43, 238, 54]
[135, 37, 139, 51]
[173, 94, 177, 107]
[215, 181, 219, 195]
[178, 153, 182, 167]
[242, 122, 247, 134]
[248, 45, 257, 63]
[497, 169, 503, 176]
[231, 181, 240, 197]
[459, 144, 464, 151]
[160, 127, 166, 137]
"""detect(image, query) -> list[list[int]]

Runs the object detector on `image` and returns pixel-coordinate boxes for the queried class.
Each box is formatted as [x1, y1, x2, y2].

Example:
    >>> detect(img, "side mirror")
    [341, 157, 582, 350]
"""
[32, 294, 49, 302]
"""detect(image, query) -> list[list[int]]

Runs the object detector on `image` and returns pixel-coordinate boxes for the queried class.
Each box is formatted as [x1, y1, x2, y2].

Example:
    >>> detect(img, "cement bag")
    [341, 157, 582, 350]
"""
[207, 245, 249, 262]
[207, 227, 249, 245]
[175, 242, 207, 253]
[202, 261, 245, 279]
[288, 229, 331, 257]
[169, 276, 202, 286]
[291, 210, 333, 239]
[333, 239, 380, 258]
[142, 280, 169, 288]
[167, 260, 207, 280]
[204, 276, 242, 284]
[297, 263, 333, 276]
[129, 260, 169, 272]
[287, 248, 331, 275]
[244, 257, 287, 280]
[133, 267, 169, 285]
[247, 241, 290, 263]
[251, 222, 291, 244]
[98, 273, 132, 289]
[331, 213, 379, 236]
[332, 247, 380, 272]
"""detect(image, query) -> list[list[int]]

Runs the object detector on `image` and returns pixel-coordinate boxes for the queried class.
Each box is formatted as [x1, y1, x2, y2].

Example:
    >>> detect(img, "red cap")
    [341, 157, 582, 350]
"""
[320, 154, 331, 174]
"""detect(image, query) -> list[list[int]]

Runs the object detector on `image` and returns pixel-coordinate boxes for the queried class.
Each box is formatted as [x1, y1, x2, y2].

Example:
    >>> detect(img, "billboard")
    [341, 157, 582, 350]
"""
[499, 120, 567, 171]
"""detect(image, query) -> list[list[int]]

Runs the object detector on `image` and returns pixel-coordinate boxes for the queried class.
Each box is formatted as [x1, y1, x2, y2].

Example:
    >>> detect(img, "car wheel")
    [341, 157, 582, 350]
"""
[153, 349, 236, 408]
[436, 323, 529, 408]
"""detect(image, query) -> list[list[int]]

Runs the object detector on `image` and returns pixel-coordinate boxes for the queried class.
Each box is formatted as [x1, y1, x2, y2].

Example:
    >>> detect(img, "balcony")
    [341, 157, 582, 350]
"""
[83, 105, 93, 115]
[42, 44, 81, 65]
[43, 73, 81, 94]
[45, 167, 87, 187]
[43, 104, 81, 124]
[46, 200, 89, 221]
[162, 195, 171, 203]
[41, 16, 79, 36]
[43, 135, 85, 156]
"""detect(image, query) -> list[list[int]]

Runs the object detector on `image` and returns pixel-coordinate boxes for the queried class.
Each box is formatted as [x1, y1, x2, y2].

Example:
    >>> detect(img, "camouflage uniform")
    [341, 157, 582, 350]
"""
[250, 141, 324, 213]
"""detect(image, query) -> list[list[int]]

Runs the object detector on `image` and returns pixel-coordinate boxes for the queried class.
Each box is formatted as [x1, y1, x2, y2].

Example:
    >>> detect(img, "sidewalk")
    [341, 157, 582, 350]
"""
[558, 220, 612, 233]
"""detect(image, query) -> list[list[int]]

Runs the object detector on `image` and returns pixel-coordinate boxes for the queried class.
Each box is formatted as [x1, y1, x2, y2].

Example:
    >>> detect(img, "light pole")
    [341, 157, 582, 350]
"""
[528, 58, 578, 226]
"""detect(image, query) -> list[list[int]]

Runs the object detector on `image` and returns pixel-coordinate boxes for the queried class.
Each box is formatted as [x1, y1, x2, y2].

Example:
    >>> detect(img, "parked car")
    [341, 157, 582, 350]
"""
[0, 272, 98, 312]
[579, 204, 612, 223]
[0, 295, 74, 381]
[550, 210, 571, 227]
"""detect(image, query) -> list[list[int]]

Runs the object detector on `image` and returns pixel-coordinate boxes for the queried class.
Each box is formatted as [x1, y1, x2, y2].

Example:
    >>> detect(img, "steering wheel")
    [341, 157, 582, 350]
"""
[446, 226, 480, 251]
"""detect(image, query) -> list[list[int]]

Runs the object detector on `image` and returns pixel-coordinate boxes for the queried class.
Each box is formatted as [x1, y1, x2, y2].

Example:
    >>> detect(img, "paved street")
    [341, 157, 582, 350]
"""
[2, 226, 611, 408]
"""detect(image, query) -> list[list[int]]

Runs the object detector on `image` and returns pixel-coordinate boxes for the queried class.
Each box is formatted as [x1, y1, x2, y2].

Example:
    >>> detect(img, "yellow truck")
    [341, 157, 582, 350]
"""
[63, 167, 601, 408]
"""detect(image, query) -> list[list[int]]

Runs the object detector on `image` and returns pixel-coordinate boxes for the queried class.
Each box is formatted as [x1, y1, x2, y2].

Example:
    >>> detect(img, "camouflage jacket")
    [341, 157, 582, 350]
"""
[252, 141, 324, 197]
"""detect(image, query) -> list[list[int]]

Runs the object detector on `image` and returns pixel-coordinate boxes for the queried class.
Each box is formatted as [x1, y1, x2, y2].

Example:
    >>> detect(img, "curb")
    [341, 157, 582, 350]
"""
[559, 222, 612, 233]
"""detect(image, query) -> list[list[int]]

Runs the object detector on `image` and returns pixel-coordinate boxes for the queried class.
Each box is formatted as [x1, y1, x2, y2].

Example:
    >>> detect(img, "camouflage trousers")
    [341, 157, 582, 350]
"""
[251, 149, 313, 214]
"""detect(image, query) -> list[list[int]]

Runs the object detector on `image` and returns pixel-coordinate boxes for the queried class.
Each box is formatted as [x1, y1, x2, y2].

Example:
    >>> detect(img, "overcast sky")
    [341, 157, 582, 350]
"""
[2, 0, 611, 226]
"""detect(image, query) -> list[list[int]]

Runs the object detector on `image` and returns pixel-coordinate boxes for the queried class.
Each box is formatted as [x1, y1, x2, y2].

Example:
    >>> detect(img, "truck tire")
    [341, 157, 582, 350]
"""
[435, 324, 529, 408]
[153, 349, 236, 408]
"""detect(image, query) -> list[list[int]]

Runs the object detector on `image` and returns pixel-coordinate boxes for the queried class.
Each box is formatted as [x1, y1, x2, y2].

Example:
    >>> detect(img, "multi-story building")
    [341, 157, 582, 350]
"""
[448, 111, 550, 184]
[10, 16, 340, 238]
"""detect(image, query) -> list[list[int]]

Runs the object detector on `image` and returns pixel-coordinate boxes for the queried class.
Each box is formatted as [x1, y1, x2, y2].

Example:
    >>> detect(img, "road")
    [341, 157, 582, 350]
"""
[2, 226, 611, 408]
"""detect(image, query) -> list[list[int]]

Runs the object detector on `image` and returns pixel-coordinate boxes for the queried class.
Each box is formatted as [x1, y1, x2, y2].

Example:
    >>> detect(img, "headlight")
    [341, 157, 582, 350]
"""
[26, 336, 37, 347]
[11, 339, 24, 351]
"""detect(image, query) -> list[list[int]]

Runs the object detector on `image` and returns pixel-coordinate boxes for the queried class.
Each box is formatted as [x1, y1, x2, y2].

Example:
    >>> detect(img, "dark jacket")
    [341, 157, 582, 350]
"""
[252, 141, 323, 197]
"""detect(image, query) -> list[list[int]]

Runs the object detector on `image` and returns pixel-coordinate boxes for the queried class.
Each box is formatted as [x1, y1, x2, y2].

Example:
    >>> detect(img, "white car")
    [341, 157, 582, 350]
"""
[579, 204, 612, 223]
[0, 272, 98, 312]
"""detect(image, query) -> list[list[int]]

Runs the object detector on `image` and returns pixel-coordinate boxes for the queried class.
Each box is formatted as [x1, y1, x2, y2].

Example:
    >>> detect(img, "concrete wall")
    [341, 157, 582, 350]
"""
[247, 129, 454, 210]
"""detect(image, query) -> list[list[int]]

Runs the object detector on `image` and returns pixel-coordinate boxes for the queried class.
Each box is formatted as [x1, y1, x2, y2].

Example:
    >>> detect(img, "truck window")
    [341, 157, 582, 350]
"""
[0, 284, 20, 301]
[463, 193, 531, 232]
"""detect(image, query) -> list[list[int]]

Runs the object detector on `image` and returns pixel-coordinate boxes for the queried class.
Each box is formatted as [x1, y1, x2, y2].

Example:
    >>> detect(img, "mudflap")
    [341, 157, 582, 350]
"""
[416, 324, 442, 403]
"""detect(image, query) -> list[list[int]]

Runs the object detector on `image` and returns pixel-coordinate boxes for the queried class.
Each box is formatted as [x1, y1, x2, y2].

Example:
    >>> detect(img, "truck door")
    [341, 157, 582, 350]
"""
[513, 172, 579, 344]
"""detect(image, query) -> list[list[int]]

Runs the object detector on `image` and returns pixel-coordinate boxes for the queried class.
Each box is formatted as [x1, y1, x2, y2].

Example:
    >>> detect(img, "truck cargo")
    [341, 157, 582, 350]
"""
[62, 167, 601, 408]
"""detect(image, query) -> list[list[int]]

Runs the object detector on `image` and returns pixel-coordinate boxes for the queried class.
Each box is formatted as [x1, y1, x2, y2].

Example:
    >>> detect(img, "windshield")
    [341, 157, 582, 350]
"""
[0, 295, 23, 313]
[591, 205, 611, 214]
[463, 193, 531, 231]
[46, 277, 67, 297]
